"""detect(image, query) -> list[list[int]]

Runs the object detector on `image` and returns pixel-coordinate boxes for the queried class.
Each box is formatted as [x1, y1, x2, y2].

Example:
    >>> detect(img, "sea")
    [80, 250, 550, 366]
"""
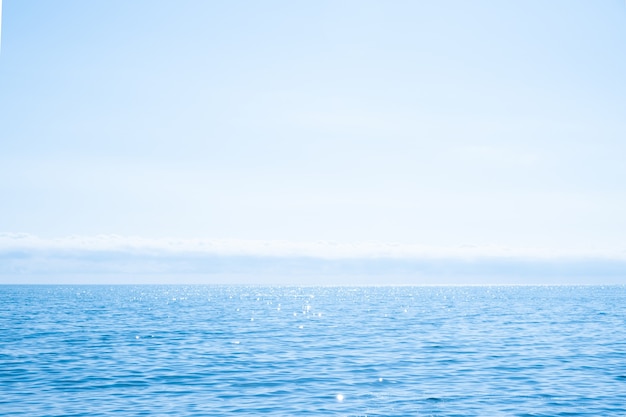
[1, 285, 625, 416]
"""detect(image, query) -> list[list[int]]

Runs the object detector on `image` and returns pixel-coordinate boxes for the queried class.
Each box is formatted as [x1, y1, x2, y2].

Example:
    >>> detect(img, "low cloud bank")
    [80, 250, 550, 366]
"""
[1, 233, 626, 284]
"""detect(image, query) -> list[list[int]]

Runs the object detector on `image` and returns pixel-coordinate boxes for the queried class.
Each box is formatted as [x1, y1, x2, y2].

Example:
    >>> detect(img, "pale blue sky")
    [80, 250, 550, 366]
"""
[2, 1, 626, 283]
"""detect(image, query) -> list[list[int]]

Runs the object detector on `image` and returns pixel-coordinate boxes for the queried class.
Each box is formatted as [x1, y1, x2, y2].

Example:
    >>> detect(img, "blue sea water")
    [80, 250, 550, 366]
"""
[1, 285, 626, 416]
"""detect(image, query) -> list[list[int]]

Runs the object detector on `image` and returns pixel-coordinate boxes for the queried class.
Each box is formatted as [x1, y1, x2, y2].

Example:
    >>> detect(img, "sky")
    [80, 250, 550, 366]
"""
[1, 1, 626, 284]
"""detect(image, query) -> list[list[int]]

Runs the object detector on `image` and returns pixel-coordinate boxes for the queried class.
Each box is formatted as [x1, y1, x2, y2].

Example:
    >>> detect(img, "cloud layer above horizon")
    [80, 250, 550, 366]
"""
[1, 233, 626, 285]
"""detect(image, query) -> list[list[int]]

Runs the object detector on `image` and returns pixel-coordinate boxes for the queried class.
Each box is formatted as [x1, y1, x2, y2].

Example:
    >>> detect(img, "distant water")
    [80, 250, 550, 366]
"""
[1, 286, 626, 416]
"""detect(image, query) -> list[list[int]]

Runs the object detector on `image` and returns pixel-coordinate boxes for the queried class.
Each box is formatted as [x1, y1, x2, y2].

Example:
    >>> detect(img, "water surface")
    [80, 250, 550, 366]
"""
[1, 285, 625, 416]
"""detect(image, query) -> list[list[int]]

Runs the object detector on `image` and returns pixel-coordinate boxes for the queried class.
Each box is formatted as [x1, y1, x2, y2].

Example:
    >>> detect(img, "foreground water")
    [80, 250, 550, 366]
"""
[1, 285, 626, 416]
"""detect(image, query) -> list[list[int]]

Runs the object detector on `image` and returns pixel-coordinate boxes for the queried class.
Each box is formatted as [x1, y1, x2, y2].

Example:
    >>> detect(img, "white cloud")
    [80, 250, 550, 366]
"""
[3, 234, 626, 285]
[1, 232, 624, 260]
